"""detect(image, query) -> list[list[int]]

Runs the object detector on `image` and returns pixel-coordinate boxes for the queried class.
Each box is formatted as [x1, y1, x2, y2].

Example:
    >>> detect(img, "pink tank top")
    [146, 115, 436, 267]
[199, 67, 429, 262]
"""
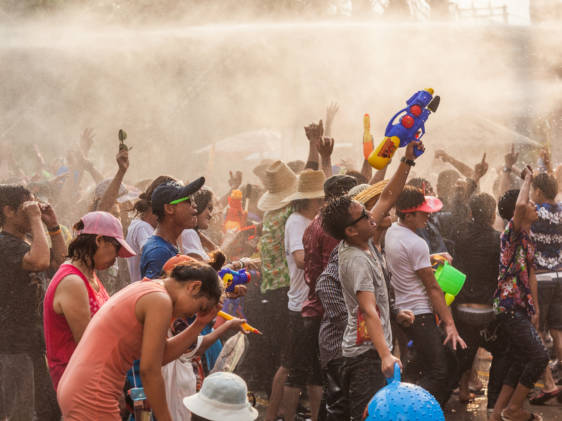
[44, 263, 109, 389]
[57, 280, 166, 420]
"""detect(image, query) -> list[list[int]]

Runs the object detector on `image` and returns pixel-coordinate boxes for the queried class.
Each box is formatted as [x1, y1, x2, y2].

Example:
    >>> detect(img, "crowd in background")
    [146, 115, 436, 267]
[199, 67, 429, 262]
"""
[0, 103, 561, 421]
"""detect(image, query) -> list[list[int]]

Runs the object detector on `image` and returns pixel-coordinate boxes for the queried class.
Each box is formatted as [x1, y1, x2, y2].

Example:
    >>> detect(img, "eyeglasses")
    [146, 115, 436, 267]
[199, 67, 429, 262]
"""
[345, 208, 369, 228]
[169, 196, 191, 205]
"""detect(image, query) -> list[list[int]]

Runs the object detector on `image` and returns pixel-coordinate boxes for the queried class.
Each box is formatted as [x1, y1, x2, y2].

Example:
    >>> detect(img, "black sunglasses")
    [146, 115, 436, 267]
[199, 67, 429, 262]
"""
[346, 208, 369, 228]
[105, 237, 122, 252]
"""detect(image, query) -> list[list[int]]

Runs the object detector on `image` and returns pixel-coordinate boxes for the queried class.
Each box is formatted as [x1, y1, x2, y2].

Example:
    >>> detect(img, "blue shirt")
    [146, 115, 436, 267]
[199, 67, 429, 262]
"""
[140, 235, 178, 279]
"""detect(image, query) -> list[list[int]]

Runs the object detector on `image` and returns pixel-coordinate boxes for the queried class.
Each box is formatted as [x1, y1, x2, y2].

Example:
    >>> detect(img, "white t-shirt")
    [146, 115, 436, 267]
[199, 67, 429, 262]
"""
[126, 218, 154, 283]
[180, 229, 210, 261]
[384, 222, 433, 315]
[284, 212, 312, 312]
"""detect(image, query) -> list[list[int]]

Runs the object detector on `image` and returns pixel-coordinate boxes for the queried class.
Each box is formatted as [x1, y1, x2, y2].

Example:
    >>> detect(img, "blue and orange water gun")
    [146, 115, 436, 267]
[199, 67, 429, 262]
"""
[219, 268, 259, 294]
[366, 88, 440, 169]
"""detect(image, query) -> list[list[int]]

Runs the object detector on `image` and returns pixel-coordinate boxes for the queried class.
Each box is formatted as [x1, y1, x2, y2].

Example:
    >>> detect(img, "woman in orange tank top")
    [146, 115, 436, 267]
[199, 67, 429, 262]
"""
[57, 254, 240, 421]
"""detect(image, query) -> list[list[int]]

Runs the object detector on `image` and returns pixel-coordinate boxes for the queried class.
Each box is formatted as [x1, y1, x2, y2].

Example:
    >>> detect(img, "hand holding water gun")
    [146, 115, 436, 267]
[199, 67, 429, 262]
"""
[219, 267, 259, 294]
[367, 88, 440, 170]
[218, 311, 262, 335]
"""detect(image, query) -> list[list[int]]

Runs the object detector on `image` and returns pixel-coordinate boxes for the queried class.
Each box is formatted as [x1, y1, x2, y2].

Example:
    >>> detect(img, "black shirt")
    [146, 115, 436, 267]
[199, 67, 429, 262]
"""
[0, 232, 47, 353]
[451, 222, 500, 305]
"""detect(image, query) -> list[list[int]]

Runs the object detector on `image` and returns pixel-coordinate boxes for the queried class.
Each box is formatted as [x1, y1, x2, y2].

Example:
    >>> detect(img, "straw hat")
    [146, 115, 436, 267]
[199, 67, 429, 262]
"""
[352, 180, 389, 205]
[282, 169, 326, 203]
[257, 161, 298, 212]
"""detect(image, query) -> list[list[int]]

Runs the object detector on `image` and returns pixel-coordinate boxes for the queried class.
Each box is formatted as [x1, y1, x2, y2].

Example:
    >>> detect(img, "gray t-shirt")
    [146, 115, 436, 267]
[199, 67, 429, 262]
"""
[338, 239, 392, 358]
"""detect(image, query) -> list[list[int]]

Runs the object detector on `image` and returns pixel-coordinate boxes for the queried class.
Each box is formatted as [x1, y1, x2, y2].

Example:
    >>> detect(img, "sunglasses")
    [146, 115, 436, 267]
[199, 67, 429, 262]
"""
[169, 196, 191, 205]
[346, 208, 369, 228]
[105, 237, 122, 252]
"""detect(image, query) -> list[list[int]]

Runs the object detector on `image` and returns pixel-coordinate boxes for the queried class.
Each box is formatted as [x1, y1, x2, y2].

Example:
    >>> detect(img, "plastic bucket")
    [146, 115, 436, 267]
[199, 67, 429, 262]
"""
[434, 262, 466, 296]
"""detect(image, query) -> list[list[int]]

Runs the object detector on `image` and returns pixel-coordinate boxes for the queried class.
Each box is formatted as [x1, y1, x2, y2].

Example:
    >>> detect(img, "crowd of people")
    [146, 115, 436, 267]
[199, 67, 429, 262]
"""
[0, 105, 561, 421]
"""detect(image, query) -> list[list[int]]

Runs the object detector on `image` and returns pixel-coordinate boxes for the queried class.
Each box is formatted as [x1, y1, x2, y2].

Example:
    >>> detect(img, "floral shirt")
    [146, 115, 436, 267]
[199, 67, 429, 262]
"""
[259, 206, 293, 293]
[493, 219, 536, 317]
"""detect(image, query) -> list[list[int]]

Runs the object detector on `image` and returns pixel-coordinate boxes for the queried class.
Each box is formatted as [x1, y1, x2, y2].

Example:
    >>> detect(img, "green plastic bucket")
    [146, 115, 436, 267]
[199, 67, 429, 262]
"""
[435, 261, 466, 296]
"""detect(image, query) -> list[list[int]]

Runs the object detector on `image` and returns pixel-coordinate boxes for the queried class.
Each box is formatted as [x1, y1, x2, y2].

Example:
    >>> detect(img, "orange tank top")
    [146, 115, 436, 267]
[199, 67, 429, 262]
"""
[57, 280, 167, 420]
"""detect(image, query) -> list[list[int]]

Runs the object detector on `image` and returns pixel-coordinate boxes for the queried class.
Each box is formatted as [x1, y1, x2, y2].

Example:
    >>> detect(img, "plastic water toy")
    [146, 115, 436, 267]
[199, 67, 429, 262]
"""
[364, 363, 445, 421]
[367, 88, 440, 170]
[434, 260, 466, 306]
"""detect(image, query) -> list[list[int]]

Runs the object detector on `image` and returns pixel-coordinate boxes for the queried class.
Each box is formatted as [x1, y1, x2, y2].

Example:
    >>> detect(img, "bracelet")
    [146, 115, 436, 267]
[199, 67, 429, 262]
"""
[48, 228, 62, 236]
[47, 225, 60, 233]
[401, 157, 416, 167]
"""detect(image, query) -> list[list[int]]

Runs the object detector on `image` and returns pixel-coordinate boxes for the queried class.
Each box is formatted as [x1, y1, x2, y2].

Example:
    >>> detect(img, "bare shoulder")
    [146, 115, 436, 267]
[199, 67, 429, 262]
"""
[135, 290, 172, 323]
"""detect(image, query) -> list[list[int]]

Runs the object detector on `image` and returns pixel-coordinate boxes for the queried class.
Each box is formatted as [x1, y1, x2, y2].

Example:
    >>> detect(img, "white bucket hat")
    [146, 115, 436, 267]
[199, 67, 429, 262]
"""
[183, 372, 258, 421]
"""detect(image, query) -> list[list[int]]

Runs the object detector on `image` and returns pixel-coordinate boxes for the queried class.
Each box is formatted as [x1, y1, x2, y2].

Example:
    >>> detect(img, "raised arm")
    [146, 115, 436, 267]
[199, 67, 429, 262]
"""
[499, 144, 520, 196]
[435, 149, 474, 179]
[97, 150, 129, 212]
[304, 120, 322, 171]
[39, 203, 66, 269]
[513, 166, 533, 232]
[370, 141, 422, 225]
[317, 137, 334, 178]
[21, 201, 50, 272]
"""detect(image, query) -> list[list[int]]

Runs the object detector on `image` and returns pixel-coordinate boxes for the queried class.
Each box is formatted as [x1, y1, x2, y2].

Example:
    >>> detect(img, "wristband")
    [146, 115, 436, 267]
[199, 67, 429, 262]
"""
[401, 157, 416, 167]
[47, 225, 60, 233]
[48, 228, 62, 236]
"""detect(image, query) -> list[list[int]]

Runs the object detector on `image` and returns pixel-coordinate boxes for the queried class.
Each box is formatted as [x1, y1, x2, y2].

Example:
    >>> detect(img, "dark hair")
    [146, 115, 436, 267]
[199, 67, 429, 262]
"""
[321, 196, 353, 240]
[0, 184, 32, 227]
[469, 193, 496, 225]
[170, 253, 224, 303]
[134, 175, 176, 216]
[437, 169, 460, 200]
[67, 220, 117, 269]
[324, 175, 357, 199]
[345, 170, 368, 185]
[396, 185, 425, 219]
[407, 177, 435, 195]
[191, 414, 211, 421]
[194, 187, 214, 216]
[532, 173, 558, 201]
[498, 189, 519, 221]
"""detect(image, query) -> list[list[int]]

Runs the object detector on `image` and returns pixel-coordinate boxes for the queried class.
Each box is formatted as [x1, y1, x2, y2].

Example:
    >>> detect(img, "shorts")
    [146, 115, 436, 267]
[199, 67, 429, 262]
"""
[537, 272, 562, 331]
[282, 311, 323, 387]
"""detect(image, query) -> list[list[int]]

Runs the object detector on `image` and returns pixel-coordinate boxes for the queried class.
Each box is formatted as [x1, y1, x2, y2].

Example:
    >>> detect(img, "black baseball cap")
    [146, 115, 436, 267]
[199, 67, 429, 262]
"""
[151, 177, 205, 213]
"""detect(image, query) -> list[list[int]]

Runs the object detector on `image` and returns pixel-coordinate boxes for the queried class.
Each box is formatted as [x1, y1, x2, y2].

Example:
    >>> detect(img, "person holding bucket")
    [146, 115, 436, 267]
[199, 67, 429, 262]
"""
[384, 185, 466, 407]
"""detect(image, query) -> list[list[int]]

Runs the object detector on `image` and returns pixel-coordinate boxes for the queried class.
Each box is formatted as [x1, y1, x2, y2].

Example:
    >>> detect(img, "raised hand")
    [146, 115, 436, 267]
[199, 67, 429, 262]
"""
[473, 153, 488, 180]
[505, 144, 519, 169]
[39, 203, 58, 228]
[434, 149, 447, 161]
[228, 170, 242, 190]
[22, 201, 42, 219]
[405, 140, 424, 161]
[326, 102, 339, 125]
[80, 128, 95, 155]
[304, 120, 324, 146]
[317, 137, 334, 158]
[116, 149, 129, 173]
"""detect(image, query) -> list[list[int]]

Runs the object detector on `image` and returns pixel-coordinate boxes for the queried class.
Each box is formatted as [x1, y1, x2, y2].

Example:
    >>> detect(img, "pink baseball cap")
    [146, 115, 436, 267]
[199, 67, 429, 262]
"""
[76, 211, 136, 258]
[399, 196, 443, 214]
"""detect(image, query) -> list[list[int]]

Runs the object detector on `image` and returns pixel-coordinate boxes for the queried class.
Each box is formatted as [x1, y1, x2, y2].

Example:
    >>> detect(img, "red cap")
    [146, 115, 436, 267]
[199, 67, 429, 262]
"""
[399, 196, 443, 214]
[77, 211, 136, 258]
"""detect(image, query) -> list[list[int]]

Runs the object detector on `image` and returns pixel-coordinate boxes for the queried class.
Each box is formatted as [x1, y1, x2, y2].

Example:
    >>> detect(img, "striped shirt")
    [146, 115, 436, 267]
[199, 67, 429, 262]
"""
[316, 247, 347, 368]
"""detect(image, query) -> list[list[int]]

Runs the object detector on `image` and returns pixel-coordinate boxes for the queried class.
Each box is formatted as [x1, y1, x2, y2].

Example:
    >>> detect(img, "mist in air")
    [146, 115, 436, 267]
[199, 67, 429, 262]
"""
[0, 1, 560, 191]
